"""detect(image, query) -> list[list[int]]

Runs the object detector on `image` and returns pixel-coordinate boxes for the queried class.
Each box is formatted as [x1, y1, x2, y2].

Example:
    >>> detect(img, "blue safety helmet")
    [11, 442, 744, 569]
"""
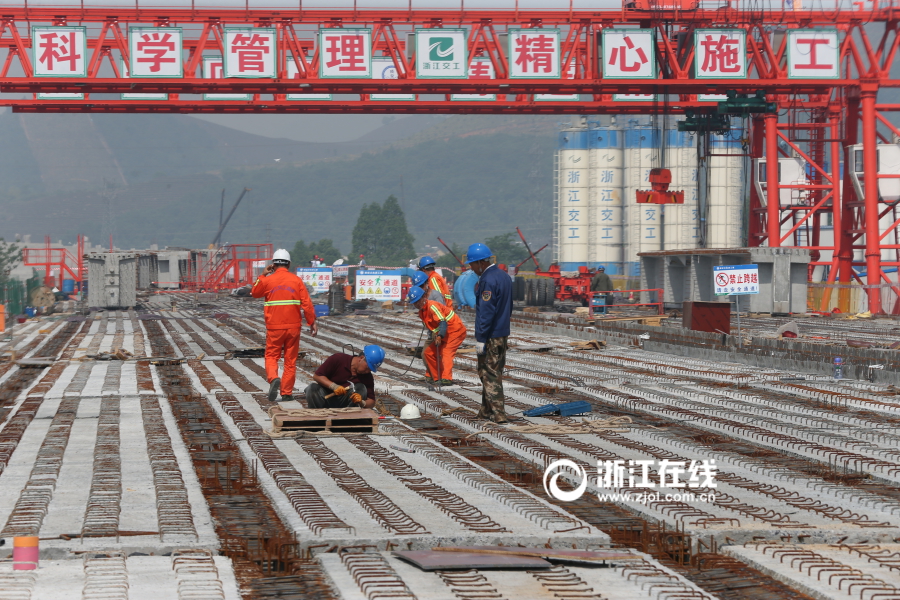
[411, 271, 428, 287]
[465, 243, 492, 264]
[406, 286, 426, 304]
[418, 256, 436, 269]
[363, 344, 385, 373]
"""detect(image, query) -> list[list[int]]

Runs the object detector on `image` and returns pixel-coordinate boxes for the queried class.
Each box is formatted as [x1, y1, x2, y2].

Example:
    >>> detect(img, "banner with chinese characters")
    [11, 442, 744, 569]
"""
[714, 264, 759, 296]
[602, 29, 655, 79]
[508, 29, 560, 78]
[371, 58, 415, 101]
[787, 29, 840, 79]
[224, 28, 276, 78]
[451, 59, 495, 101]
[32, 26, 87, 77]
[296, 268, 333, 294]
[416, 29, 467, 78]
[203, 56, 252, 101]
[129, 27, 183, 78]
[286, 57, 331, 100]
[320, 29, 372, 78]
[355, 270, 402, 301]
[694, 29, 747, 79]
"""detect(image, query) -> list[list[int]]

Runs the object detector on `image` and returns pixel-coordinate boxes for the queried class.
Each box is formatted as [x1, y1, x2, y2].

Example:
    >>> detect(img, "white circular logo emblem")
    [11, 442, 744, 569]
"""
[543, 459, 588, 502]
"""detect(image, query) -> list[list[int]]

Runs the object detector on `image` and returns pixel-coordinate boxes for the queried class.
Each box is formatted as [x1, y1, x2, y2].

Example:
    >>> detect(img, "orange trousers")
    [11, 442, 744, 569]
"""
[265, 328, 301, 396]
[424, 328, 465, 381]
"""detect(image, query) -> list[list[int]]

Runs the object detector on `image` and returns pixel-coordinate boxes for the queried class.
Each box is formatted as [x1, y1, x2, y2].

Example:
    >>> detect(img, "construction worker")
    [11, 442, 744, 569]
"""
[251, 249, 317, 403]
[306, 345, 385, 409]
[411, 271, 444, 303]
[407, 286, 466, 386]
[590, 266, 614, 314]
[466, 242, 513, 423]
[418, 256, 453, 308]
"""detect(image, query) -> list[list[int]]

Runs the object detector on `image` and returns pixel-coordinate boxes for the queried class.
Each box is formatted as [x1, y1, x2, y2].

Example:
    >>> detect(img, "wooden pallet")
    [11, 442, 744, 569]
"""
[268, 407, 379, 434]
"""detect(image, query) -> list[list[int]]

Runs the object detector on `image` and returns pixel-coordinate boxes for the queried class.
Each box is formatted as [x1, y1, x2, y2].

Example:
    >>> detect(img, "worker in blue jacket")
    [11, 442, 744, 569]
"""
[466, 242, 513, 424]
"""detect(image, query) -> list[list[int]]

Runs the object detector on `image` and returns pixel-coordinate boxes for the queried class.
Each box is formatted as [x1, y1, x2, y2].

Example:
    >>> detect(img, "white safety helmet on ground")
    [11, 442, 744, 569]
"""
[399, 404, 421, 420]
[272, 249, 291, 264]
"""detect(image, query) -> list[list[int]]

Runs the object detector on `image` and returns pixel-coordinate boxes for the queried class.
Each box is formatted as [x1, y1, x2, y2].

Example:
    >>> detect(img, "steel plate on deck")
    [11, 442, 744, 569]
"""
[393, 550, 551, 571]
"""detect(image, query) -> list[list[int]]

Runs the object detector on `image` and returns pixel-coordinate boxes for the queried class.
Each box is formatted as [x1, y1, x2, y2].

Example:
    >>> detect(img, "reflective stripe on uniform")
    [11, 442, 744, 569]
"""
[265, 300, 303, 306]
[429, 305, 456, 321]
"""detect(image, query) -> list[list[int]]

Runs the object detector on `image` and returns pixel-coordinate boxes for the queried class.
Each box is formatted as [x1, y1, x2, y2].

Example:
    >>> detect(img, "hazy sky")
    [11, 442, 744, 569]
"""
[189, 114, 390, 142]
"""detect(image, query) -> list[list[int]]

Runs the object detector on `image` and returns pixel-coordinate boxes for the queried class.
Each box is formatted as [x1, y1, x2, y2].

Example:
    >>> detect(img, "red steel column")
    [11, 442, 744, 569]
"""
[861, 86, 882, 314]
[765, 112, 781, 246]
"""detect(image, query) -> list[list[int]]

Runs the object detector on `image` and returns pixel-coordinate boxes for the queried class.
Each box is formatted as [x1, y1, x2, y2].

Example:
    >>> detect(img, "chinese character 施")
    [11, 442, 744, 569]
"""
[325, 34, 367, 72]
[700, 34, 741, 74]
[609, 35, 648, 72]
[38, 31, 81, 72]
[136, 32, 177, 73]
[230, 33, 271, 73]
[514, 34, 555, 74]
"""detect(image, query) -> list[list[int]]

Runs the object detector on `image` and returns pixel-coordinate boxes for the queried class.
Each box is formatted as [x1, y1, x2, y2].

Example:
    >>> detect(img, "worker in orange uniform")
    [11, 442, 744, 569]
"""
[251, 249, 318, 402]
[418, 256, 452, 308]
[406, 286, 465, 386]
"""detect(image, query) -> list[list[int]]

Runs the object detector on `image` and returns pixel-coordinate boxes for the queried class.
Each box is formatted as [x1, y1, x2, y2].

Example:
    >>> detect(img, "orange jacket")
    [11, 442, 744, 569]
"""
[251, 267, 316, 330]
[418, 299, 465, 338]
[427, 271, 453, 308]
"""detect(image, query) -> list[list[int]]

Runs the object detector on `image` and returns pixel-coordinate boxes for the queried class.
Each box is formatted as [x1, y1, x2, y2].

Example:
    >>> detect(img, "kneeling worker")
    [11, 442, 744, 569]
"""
[306, 345, 385, 409]
[406, 286, 466, 386]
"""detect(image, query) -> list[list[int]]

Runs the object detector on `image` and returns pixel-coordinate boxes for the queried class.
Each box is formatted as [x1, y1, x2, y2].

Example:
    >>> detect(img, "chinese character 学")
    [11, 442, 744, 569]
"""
[609, 35, 648, 72]
[231, 33, 271, 73]
[514, 34, 555, 74]
[38, 31, 81, 72]
[326, 34, 367, 72]
[700, 34, 741, 74]
[136, 32, 177, 73]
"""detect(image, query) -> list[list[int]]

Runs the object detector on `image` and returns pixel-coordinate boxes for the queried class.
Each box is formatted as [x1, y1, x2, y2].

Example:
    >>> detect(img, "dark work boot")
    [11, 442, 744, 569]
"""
[268, 378, 281, 403]
[279, 394, 294, 402]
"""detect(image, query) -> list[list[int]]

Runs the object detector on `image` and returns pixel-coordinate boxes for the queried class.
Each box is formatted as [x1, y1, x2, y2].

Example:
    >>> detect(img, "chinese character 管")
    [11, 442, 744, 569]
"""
[229, 33, 272, 74]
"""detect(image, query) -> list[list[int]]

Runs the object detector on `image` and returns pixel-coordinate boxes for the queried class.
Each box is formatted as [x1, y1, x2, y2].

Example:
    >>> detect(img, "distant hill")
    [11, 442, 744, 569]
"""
[0, 131, 557, 253]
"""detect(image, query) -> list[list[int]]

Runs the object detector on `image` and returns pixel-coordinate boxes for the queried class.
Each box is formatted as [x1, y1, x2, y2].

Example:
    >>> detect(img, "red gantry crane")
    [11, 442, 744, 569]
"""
[0, 0, 898, 312]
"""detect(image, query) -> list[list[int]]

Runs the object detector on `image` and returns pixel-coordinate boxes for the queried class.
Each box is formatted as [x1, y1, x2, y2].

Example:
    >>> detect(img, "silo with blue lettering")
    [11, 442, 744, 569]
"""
[587, 124, 624, 274]
[707, 129, 745, 248]
[624, 123, 661, 276]
[663, 129, 700, 250]
[555, 128, 590, 268]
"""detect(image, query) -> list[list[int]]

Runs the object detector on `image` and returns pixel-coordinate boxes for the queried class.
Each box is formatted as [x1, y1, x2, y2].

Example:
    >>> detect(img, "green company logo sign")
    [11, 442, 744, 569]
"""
[429, 37, 454, 61]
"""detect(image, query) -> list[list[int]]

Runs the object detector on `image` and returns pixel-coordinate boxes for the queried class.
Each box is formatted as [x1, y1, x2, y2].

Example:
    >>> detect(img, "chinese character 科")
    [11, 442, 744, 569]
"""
[658, 460, 687, 488]
[38, 31, 81, 72]
[514, 34, 555, 74]
[568, 209, 580, 222]
[136, 32, 177, 73]
[600, 170, 614, 183]
[794, 38, 833, 70]
[325, 34, 367, 71]
[700, 34, 741, 74]
[599, 460, 626, 489]
[230, 33, 271, 73]
[608, 35, 648, 72]
[567, 171, 580, 184]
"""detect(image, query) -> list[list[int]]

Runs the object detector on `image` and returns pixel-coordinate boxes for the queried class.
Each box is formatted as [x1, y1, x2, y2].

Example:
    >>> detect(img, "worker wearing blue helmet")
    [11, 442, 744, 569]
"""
[467, 242, 513, 424]
[418, 255, 453, 308]
[410, 271, 445, 304]
[305, 344, 385, 409]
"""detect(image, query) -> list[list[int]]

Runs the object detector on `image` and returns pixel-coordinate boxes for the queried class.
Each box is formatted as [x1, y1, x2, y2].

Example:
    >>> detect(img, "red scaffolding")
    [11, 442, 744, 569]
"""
[1, 2, 900, 311]
[183, 244, 273, 292]
[22, 235, 85, 290]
